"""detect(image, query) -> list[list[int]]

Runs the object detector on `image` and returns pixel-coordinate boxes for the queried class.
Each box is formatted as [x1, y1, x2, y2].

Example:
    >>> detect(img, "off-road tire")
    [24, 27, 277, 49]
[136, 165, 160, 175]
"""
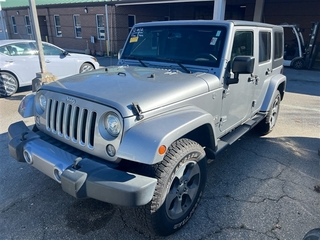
[0, 72, 18, 97]
[136, 138, 207, 236]
[302, 228, 320, 240]
[256, 90, 281, 135]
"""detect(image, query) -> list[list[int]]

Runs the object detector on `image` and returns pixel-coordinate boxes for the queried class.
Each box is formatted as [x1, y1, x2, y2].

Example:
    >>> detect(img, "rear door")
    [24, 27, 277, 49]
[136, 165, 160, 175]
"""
[1, 42, 40, 86]
[251, 28, 273, 115]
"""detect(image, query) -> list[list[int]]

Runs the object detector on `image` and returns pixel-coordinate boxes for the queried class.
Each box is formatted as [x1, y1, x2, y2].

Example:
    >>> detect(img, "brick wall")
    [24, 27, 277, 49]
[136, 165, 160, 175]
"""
[3, 0, 320, 56]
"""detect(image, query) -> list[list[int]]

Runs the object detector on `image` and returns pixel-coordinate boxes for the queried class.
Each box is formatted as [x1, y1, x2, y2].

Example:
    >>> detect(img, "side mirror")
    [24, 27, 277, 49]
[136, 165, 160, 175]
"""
[62, 50, 69, 56]
[118, 49, 123, 60]
[227, 56, 255, 85]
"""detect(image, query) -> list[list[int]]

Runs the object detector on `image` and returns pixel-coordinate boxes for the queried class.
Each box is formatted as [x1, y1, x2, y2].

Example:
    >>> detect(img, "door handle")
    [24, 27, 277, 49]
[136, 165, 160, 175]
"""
[45, 60, 50, 63]
[265, 68, 272, 75]
[5, 60, 13, 63]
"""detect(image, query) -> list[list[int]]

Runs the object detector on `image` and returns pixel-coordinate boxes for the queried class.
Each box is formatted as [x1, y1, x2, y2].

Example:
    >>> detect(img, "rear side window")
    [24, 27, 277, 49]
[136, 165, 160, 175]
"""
[274, 31, 283, 59]
[259, 31, 271, 63]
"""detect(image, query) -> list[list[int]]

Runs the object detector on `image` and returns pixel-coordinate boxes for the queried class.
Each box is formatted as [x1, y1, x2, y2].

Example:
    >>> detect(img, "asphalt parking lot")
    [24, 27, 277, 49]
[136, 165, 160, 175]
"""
[0, 61, 319, 240]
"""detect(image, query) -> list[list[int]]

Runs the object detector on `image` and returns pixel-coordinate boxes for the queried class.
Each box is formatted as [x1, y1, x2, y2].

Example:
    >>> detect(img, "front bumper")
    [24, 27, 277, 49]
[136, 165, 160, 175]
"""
[8, 121, 157, 207]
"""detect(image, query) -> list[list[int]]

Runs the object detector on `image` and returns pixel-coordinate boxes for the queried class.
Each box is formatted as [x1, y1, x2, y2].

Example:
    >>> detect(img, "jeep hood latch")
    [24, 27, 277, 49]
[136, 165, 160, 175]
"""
[132, 102, 144, 120]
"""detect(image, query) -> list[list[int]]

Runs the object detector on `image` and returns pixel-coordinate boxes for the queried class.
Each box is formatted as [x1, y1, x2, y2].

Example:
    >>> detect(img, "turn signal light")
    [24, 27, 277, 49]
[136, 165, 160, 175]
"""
[158, 145, 166, 155]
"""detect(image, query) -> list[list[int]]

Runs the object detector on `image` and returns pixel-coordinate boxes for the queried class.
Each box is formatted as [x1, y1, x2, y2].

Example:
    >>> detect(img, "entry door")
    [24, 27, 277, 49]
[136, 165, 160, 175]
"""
[219, 29, 255, 133]
[38, 16, 49, 42]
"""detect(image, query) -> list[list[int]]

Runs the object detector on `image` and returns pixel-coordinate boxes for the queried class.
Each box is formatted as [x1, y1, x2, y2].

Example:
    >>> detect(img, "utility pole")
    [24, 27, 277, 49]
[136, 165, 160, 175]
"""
[28, 0, 57, 92]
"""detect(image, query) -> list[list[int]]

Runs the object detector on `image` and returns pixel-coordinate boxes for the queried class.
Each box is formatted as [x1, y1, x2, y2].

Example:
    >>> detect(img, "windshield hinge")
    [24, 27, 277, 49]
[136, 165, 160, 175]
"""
[132, 102, 144, 120]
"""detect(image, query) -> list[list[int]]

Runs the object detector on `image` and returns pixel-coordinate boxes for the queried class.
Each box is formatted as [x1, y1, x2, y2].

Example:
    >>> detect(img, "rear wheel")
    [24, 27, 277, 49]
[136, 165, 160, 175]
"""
[0, 72, 18, 97]
[292, 58, 305, 69]
[141, 138, 207, 236]
[256, 90, 281, 135]
[79, 63, 94, 73]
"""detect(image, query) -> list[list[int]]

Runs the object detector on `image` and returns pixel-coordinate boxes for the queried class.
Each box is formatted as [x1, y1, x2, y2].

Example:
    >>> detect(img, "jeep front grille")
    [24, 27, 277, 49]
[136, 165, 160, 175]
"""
[46, 99, 97, 148]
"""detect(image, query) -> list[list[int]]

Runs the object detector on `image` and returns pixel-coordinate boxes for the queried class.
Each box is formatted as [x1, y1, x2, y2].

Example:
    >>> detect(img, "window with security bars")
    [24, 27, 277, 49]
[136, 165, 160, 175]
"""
[73, 14, 82, 38]
[25, 15, 32, 35]
[11, 16, 18, 34]
[96, 14, 105, 40]
[54, 15, 62, 37]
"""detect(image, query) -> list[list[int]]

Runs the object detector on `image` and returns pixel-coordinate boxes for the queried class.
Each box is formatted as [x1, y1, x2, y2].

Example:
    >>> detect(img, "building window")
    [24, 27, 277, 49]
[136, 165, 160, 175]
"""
[11, 16, 18, 34]
[96, 14, 105, 40]
[128, 15, 136, 33]
[54, 15, 62, 37]
[25, 15, 32, 35]
[73, 14, 82, 38]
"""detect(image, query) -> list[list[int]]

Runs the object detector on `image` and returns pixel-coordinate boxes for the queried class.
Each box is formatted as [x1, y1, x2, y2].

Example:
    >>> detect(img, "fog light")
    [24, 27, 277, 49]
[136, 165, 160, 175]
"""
[106, 144, 116, 157]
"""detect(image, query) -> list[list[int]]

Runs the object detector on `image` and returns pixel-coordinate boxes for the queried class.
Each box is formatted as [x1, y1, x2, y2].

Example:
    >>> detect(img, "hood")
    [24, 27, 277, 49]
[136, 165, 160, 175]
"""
[41, 66, 212, 117]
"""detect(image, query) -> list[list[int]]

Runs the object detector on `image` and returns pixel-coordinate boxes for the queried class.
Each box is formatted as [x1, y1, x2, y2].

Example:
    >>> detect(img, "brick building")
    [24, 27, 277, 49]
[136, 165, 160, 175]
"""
[0, 0, 319, 57]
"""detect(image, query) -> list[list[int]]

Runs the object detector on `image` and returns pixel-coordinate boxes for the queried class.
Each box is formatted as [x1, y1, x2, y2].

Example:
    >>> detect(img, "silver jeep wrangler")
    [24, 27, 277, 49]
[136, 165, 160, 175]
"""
[8, 20, 286, 236]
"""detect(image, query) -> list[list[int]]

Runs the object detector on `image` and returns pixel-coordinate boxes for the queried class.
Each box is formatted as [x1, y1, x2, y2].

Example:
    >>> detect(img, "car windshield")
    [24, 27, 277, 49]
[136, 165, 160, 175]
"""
[122, 25, 227, 68]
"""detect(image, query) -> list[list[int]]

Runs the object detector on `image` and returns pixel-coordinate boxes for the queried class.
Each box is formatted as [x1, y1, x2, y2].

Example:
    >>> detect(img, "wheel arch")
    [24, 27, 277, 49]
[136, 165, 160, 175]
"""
[260, 74, 286, 112]
[117, 106, 217, 165]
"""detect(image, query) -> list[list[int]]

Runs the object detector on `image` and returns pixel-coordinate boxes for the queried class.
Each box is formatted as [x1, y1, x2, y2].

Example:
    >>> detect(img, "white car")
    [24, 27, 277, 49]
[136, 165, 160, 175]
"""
[0, 39, 100, 97]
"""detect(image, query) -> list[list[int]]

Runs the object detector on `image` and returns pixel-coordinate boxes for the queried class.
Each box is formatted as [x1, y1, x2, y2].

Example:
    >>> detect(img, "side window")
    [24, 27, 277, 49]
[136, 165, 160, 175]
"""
[259, 31, 271, 63]
[43, 44, 63, 55]
[0, 46, 10, 55]
[14, 43, 37, 55]
[231, 31, 253, 60]
[54, 15, 62, 37]
[73, 14, 82, 38]
[274, 31, 283, 59]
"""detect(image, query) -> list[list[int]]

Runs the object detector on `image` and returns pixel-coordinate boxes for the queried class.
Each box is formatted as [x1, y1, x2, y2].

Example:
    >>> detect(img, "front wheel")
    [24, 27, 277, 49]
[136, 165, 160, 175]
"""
[256, 90, 281, 135]
[144, 138, 207, 236]
[79, 62, 94, 73]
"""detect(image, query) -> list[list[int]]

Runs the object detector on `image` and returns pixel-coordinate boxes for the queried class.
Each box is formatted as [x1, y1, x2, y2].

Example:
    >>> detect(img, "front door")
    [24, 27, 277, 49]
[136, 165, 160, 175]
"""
[219, 29, 255, 134]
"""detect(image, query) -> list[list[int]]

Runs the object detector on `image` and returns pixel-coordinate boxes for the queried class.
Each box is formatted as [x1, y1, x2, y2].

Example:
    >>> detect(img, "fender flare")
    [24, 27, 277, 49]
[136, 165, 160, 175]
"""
[260, 74, 286, 112]
[117, 106, 217, 165]
[18, 93, 36, 118]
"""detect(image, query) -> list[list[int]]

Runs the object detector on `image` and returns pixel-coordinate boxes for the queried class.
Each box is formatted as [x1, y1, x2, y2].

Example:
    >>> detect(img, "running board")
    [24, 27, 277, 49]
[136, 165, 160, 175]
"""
[207, 113, 265, 158]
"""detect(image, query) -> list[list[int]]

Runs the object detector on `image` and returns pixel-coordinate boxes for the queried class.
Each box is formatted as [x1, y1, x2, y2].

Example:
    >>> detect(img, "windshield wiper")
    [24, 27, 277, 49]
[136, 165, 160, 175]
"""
[157, 58, 191, 74]
[125, 56, 147, 67]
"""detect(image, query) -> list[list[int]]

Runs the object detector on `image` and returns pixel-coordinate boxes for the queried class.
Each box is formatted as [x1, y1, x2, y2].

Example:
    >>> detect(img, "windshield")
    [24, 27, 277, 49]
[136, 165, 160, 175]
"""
[122, 25, 227, 68]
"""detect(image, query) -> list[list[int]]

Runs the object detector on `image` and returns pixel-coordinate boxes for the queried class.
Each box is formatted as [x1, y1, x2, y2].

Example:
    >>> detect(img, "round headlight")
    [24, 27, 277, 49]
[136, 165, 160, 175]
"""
[105, 113, 121, 137]
[39, 94, 47, 111]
